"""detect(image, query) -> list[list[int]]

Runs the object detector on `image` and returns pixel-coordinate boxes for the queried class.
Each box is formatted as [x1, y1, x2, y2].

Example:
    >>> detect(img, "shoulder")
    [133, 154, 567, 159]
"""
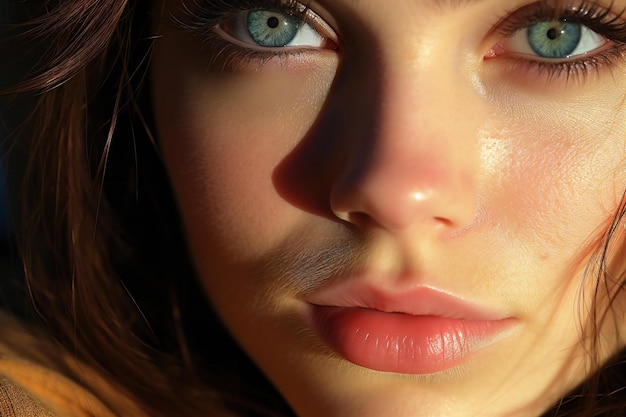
[0, 375, 57, 417]
[0, 312, 144, 417]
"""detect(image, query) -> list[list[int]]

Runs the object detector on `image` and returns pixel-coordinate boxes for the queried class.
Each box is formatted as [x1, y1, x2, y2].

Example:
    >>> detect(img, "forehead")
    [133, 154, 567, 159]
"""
[344, 0, 487, 8]
[313, 0, 620, 14]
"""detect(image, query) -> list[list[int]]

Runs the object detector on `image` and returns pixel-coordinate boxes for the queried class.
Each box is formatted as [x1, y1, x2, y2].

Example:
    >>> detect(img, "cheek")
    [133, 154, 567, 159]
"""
[465, 86, 626, 320]
[481, 93, 626, 264]
[152, 33, 338, 260]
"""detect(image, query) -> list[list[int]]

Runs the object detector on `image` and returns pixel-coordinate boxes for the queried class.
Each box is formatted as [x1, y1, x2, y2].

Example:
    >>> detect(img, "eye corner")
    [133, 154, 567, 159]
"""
[301, 7, 341, 49]
[484, 42, 506, 60]
[321, 36, 340, 51]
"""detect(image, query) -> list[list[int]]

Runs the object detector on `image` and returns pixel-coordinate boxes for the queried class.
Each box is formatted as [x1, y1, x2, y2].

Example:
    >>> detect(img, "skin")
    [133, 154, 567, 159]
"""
[151, 0, 626, 415]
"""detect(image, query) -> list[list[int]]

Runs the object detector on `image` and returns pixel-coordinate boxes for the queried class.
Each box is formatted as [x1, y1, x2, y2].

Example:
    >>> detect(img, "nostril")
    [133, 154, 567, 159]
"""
[332, 208, 351, 223]
[339, 211, 377, 229]
[328, 136, 477, 234]
[433, 216, 454, 227]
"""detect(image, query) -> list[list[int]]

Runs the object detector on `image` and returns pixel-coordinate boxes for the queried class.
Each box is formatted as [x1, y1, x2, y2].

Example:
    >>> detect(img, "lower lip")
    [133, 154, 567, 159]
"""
[310, 305, 513, 374]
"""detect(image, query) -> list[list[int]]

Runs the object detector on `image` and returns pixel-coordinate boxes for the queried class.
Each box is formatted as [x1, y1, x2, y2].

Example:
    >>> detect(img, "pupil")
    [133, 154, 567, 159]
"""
[267, 16, 280, 29]
[547, 27, 559, 40]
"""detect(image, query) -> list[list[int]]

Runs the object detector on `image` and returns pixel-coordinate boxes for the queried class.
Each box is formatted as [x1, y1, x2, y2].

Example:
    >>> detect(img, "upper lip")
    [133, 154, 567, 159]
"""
[306, 277, 507, 321]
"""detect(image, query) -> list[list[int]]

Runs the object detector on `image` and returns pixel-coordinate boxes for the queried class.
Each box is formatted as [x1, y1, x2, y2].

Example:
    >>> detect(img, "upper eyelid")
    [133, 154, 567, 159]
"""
[170, 0, 338, 40]
[168, 0, 294, 33]
[492, 0, 626, 37]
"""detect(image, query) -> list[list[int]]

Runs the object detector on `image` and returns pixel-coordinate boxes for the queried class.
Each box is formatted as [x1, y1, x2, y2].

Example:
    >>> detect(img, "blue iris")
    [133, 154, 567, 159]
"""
[527, 21, 582, 58]
[247, 11, 301, 47]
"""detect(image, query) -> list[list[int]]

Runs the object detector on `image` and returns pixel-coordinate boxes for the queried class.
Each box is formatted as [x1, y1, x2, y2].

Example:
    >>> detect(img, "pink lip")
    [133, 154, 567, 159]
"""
[306, 283, 515, 374]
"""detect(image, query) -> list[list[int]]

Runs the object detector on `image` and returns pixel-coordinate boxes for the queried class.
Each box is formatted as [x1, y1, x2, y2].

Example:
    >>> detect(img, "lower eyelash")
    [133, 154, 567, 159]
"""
[173, 0, 626, 82]
[509, 46, 626, 84]
[169, 0, 320, 69]
[216, 40, 310, 71]
[185, 31, 323, 73]
[494, 1, 626, 83]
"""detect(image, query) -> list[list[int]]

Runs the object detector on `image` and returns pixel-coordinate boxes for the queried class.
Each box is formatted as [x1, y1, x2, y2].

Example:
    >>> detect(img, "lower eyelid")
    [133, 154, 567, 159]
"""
[494, 27, 608, 61]
[171, 0, 340, 49]
[482, 44, 626, 89]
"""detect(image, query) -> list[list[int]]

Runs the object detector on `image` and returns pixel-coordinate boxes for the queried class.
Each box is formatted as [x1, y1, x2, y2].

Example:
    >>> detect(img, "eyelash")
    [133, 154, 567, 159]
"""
[172, 0, 626, 79]
[171, 0, 321, 68]
[494, 1, 626, 81]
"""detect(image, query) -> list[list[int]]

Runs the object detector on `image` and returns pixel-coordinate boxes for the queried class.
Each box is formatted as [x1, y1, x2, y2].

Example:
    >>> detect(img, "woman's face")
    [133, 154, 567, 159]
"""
[152, 0, 626, 415]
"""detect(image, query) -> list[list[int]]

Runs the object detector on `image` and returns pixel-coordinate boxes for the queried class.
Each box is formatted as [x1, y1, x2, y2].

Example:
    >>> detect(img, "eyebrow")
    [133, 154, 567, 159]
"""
[437, 0, 488, 8]
[347, 0, 489, 10]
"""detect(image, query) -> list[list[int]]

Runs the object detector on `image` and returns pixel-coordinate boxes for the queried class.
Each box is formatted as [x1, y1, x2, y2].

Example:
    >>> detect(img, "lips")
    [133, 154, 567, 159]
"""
[306, 283, 515, 374]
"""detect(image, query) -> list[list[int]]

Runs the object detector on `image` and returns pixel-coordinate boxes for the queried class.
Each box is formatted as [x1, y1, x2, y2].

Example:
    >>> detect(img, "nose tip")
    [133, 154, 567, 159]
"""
[325, 61, 481, 235]
[330, 156, 477, 234]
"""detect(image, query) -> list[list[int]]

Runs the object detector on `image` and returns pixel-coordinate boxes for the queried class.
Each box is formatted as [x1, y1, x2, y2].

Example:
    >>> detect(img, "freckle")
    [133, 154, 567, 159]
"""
[538, 253, 549, 261]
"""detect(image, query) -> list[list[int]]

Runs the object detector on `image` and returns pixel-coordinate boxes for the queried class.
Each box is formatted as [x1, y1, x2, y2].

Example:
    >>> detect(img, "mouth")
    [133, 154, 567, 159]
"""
[305, 283, 517, 374]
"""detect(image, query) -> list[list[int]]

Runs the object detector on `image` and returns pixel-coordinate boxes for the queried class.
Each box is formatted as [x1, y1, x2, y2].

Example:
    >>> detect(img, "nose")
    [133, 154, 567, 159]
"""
[330, 71, 480, 235]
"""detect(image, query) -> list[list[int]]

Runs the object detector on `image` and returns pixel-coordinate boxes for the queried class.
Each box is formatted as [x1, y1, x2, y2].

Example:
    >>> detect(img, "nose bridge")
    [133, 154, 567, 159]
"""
[378, 63, 471, 158]
[330, 60, 480, 234]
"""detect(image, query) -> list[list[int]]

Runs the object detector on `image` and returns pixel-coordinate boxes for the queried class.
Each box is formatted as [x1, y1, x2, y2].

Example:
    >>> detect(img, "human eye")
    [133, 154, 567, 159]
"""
[485, 1, 626, 81]
[506, 21, 605, 59]
[171, 0, 338, 64]
[220, 9, 330, 48]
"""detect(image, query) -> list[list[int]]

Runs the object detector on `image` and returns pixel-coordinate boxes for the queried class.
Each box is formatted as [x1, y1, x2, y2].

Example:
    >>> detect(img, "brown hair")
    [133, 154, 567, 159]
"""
[2, 1, 290, 415]
[2, 0, 626, 416]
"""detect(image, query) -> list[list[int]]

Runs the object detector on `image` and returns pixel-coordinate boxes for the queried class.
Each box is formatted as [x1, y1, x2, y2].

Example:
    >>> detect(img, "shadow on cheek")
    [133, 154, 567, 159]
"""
[272, 61, 383, 221]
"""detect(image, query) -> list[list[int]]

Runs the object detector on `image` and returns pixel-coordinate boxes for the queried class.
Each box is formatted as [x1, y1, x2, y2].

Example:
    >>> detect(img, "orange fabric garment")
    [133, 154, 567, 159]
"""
[0, 313, 148, 417]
